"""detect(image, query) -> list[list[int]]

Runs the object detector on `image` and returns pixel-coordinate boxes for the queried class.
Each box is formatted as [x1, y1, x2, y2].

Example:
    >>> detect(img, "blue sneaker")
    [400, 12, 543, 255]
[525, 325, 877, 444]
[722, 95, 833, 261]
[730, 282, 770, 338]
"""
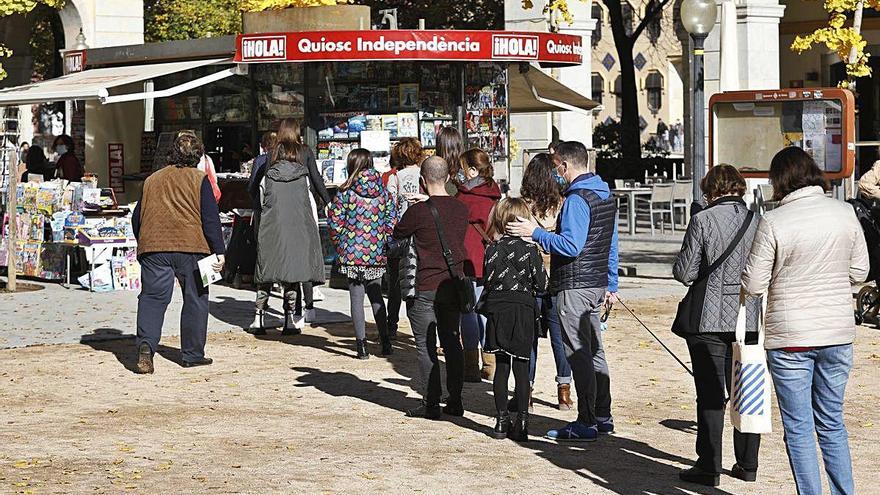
[545, 421, 598, 442]
[597, 418, 615, 434]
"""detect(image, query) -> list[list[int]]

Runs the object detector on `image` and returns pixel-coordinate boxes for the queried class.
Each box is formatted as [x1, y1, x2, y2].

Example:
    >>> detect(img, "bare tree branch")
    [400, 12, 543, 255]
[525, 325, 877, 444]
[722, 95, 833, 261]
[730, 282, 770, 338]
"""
[631, 0, 673, 42]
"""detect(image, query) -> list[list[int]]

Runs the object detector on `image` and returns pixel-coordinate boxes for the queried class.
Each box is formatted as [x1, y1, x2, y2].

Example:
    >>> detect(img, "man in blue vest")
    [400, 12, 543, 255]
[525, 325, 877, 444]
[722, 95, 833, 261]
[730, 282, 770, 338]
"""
[509, 140, 619, 442]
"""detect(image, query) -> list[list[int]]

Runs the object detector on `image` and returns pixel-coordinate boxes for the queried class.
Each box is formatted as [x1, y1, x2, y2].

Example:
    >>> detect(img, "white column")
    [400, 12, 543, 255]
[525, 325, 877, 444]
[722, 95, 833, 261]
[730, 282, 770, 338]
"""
[735, 0, 786, 89]
[556, 1, 596, 146]
[504, 0, 552, 194]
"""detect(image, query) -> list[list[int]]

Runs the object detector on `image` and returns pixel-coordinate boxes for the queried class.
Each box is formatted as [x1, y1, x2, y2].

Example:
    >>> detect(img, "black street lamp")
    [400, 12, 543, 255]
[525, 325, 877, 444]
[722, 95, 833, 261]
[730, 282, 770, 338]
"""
[681, 0, 717, 214]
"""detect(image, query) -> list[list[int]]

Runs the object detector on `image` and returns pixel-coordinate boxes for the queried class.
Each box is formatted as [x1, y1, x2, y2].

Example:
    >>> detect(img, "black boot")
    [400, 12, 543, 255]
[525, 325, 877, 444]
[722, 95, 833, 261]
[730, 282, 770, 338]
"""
[356, 339, 370, 360]
[378, 323, 393, 356]
[509, 412, 529, 442]
[679, 466, 720, 487]
[442, 397, 464, 417]
[730, 464, 757, 482]
[388, 322, 398, 341]
[491, 411, 511, 439]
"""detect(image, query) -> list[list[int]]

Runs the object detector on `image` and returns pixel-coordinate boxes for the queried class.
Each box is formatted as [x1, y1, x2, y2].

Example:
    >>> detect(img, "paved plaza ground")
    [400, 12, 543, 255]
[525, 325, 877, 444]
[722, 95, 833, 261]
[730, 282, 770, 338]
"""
[1, 234, 878, 494]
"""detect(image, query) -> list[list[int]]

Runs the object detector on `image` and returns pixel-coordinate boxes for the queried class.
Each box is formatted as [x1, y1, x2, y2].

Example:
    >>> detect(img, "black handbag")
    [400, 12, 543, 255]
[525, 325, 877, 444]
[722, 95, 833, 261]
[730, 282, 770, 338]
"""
[396, 236, 418, 300]
[672, 210, 754, 337]
[427, 200, 476, 313]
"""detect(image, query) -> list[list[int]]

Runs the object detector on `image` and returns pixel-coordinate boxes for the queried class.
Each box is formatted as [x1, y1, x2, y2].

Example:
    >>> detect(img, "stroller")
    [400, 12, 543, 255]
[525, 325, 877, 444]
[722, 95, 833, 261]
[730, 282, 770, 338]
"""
[848, 197, 880, 325]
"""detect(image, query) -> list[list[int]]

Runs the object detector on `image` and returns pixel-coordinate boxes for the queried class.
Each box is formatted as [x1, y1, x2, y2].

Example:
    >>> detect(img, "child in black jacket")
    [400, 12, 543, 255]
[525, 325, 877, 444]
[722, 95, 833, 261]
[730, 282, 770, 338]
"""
[481, 198, 547, 441]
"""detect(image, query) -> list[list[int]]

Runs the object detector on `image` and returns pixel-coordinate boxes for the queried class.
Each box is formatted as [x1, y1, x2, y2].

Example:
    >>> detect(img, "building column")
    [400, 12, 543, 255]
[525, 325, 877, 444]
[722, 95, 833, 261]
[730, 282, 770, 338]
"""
[735, 1, 786, 89]
[556, 1, 596, 146]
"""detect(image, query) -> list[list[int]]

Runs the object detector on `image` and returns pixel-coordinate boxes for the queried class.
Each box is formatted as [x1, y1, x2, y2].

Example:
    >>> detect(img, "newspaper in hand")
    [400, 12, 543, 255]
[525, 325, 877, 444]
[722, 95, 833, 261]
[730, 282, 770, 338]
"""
[198, 254, 223, 287]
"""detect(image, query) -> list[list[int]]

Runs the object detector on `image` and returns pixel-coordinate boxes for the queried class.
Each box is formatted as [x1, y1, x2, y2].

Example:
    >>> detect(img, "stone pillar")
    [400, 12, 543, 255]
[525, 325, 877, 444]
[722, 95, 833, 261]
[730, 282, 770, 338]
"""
[556, 1, 596, 146]
[504, 0, 595, 193]
[505, 1, 552, 194]
[735, 1, 786, 89]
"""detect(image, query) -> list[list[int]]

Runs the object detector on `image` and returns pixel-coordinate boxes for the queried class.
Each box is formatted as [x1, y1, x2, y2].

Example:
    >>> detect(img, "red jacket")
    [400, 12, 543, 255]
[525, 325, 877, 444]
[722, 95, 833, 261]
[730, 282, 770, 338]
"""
[456, 178, 502, 278]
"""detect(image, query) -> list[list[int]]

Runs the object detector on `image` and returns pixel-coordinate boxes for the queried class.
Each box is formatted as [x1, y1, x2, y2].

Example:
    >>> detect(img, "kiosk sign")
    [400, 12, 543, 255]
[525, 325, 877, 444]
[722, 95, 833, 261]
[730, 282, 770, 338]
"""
[235, 30, 583, 65]
[108, 143, 124, 193]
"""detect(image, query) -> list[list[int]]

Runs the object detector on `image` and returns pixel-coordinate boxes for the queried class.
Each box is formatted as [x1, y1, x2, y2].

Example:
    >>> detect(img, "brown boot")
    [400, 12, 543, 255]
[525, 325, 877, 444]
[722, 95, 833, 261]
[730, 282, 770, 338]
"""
[463, 350, 482, 382]
[557, 383, 573, 410]
[480, 351, 496, 381]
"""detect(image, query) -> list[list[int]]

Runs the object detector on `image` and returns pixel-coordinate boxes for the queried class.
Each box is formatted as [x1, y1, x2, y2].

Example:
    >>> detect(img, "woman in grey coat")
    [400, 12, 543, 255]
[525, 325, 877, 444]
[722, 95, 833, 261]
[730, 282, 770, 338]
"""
[250, 124, 326, 336]
[672, 164, 761, 487]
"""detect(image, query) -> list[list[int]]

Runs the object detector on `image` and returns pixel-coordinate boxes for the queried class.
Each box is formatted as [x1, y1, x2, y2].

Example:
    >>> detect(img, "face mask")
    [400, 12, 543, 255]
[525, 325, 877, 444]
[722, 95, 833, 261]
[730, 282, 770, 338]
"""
[552, 168, 568, 187]
[55, 145, 68, 155]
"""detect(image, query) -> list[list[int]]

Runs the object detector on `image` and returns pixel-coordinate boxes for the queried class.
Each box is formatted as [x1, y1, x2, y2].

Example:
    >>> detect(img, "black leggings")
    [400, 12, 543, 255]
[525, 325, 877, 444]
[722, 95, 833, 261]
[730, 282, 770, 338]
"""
[493, 353, 530, 413]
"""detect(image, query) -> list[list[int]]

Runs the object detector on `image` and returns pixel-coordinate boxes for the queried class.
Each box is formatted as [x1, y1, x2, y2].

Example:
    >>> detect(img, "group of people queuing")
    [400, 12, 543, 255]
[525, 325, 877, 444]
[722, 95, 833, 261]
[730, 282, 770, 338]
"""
[18, 135, 85, 183]
[672, 148, 867, 494]
[131, 119, 866, 494]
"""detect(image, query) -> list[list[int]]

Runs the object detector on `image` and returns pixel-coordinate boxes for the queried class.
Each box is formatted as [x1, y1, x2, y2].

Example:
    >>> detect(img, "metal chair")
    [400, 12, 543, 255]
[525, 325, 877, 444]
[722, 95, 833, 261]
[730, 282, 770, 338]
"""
[646, 184, 675, 235]
[756, 184, 777, 214]
[672, 180, 692, 227]
[614, 180, 627, 224]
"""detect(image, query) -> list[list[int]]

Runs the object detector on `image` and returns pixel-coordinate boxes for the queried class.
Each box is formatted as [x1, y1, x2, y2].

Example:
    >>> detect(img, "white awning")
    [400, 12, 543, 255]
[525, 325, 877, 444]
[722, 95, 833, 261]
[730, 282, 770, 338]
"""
[0, 58, 235, 106]
[509, 65, 598, 115]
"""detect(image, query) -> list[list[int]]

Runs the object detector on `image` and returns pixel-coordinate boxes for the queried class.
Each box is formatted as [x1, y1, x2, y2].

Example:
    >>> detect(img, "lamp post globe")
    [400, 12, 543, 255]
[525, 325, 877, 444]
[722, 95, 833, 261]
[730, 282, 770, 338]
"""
[681, 0, 716, 215]
[681, 0, 718, 36]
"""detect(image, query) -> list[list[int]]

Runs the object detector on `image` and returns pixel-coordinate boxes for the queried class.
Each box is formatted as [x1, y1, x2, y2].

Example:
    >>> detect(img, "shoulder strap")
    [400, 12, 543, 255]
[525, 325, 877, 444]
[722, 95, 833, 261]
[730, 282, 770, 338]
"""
[694, 210, 755, 285]
[691, 210, 755, 285]
[427, 199, 457, 277]
[471, 223, 492, 244]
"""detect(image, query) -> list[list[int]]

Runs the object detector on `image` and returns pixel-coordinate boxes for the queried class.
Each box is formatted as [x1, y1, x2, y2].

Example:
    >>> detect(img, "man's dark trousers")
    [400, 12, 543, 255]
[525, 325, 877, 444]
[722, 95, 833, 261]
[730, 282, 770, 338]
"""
[406, 282, 463, 407]
[137, 252, 210, 362]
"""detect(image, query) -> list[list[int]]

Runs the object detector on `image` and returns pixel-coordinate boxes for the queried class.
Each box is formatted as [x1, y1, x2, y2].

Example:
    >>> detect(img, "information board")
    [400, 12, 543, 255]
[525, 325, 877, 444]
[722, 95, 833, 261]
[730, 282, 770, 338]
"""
[708, 88, 855, 180]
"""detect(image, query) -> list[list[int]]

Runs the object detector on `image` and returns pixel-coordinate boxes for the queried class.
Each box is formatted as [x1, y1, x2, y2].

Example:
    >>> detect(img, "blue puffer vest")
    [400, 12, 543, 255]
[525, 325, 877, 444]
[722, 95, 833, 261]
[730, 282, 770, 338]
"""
[550, 189, 616, 293]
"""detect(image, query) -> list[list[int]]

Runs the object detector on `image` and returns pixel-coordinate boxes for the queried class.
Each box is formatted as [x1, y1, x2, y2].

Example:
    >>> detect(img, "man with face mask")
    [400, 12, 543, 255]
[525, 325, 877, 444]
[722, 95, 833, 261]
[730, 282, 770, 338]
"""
[508, 141, 619, 442]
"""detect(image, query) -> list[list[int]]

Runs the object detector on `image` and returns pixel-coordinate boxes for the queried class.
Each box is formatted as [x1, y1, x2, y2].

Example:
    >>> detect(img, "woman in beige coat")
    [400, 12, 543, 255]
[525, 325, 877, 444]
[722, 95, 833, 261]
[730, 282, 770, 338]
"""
[741, 147, 869, 495]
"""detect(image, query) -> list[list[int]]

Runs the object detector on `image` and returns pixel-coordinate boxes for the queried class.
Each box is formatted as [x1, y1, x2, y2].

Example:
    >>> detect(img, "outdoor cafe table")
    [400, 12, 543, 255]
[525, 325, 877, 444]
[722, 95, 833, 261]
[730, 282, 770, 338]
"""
[611, 187, 653, 235]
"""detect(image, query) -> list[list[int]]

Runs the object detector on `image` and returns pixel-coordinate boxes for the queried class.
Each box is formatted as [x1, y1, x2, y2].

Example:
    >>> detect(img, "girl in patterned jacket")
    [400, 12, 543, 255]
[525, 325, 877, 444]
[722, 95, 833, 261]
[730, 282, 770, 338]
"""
[328, 149, 397, 359]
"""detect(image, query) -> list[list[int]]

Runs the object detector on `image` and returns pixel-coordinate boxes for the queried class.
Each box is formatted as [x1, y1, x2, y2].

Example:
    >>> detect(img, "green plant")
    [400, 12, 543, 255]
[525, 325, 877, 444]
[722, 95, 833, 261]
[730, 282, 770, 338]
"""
[0, 0, 64, 80]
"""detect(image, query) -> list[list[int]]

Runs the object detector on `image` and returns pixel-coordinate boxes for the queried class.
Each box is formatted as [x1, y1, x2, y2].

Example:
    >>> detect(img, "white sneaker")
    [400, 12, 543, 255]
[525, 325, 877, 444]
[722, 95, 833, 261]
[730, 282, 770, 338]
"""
[312, 287, 325, 301]
[304, 308, 316, 324]
[292, 314, 305, 330]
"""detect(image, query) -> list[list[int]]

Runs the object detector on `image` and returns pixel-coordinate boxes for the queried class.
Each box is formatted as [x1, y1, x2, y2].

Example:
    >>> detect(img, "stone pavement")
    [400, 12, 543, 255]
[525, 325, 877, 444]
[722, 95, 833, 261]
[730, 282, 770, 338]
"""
[0, 233, 687, 349]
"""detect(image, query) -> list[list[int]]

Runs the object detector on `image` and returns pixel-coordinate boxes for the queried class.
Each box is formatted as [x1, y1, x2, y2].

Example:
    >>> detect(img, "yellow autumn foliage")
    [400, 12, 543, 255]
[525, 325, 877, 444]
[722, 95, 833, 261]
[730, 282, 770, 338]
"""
[241, 0, 349, 11]
[791, 0, 880, 86]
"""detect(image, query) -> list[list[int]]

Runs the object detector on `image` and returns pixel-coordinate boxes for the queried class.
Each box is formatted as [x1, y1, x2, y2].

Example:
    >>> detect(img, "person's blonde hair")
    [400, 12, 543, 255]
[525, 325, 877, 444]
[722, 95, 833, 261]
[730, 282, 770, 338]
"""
[487, 197, 533, 239]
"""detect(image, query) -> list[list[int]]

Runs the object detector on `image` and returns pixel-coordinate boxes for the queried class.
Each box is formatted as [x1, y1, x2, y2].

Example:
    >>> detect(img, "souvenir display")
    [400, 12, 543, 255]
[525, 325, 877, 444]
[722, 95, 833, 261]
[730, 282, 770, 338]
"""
[465, 63, 509, 161]
[1, 178, 138, 287]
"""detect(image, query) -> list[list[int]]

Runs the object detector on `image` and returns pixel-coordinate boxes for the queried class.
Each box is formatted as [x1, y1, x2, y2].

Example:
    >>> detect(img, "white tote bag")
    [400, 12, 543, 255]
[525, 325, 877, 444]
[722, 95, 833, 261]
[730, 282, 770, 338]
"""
[730, 296, 772, 434]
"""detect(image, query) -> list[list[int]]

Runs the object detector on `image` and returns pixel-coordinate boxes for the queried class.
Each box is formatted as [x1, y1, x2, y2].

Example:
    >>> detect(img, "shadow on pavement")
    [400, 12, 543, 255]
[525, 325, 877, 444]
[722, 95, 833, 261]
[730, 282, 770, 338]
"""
[290, 365, 735, 495]
[661, 418, 699, 434]
[80, 328, 186, 373]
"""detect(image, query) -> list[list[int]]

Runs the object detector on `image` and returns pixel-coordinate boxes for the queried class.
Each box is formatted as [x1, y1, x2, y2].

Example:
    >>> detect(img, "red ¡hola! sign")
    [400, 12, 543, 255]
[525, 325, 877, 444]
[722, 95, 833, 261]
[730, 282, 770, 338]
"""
[108, 143, 124, 193]
[234, 30, 583, 65]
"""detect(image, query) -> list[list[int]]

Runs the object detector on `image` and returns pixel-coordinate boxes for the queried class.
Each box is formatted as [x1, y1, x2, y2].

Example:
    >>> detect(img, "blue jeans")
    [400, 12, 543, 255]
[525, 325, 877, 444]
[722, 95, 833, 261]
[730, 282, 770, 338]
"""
[460, 281, 485, 351]
[767, 344, 854, 495]
[529, 296, 573, 384]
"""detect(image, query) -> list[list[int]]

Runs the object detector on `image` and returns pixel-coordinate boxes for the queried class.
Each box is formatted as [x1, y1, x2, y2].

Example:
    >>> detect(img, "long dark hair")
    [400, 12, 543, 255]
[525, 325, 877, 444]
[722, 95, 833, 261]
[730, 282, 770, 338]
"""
[520, 153, 562, 219]
[769, 146, 829, 201]
[341, 148, 373, 191]
[436, 126, 464, 182]
[273, 118, 304, 164]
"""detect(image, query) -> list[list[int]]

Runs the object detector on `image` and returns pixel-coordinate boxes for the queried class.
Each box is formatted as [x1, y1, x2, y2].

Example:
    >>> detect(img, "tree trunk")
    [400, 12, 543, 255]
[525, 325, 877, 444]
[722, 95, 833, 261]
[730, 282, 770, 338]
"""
[616, 40, 642, 163]
[605, 0, 641, 163]
[849, 1, 865, 90]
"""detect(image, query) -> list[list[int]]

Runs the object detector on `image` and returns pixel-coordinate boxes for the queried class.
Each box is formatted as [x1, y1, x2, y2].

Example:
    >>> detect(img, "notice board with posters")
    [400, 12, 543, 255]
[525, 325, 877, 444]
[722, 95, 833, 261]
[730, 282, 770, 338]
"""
[708, 88, 855, 180]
